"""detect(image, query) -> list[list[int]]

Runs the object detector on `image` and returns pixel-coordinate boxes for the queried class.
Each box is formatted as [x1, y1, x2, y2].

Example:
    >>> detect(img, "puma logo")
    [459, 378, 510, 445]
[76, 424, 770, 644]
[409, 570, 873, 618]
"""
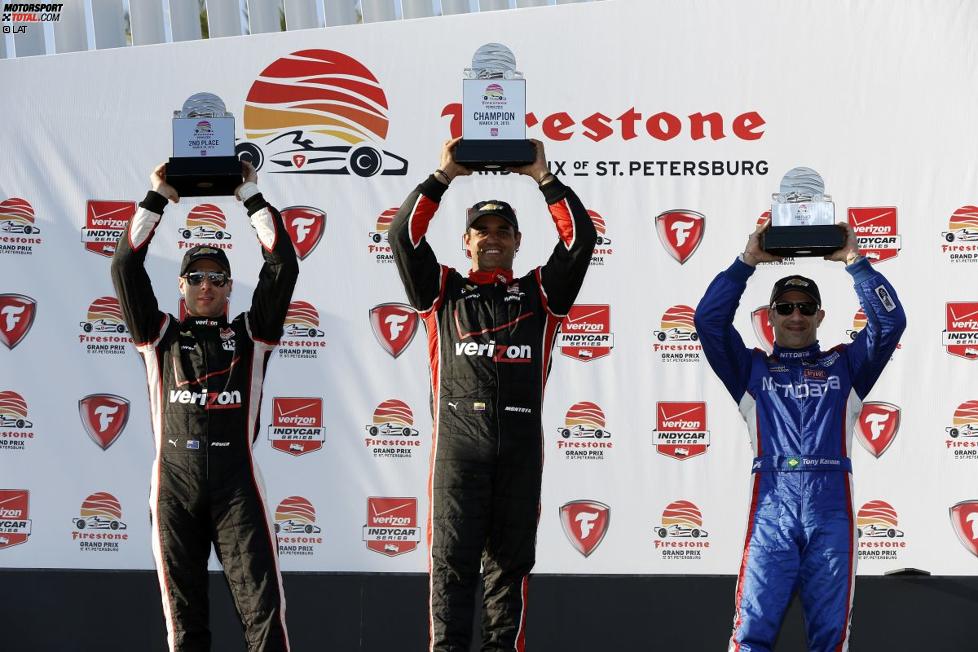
[447, 402, 458, 410]
[168, 439, 177, 447]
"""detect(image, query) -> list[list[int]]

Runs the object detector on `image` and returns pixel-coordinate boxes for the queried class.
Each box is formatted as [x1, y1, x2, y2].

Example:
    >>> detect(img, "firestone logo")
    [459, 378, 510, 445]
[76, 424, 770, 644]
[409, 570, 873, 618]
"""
[0, 390, 34, 452]
[949, 500, 978, 557]
[558, 304, 614, 362]
[588, 209, 613, 266]
[751, 305, 775, 353]
[279, 300, 326, 360]
[0, 489, 31, 550]
[178, 204, 232, 250]
[655, 210, 704, 264]
[940, 206, 978, 263]
[71, 492, 129, 551]
[362, 497, 421, 557]
[559, 500, 610, 558]
[267, 397, 325, 456]
[555, 402, 612, 461]
[239, 50, 408, 177]
[0, 293, 36, 350]
[945, 400, 978, 461]
[275, 496, 324, 554]
[848, 207, 900, 264]
[653, 304, 702, 363]
[652, 402, 710, 461]
[79, 296, 131, 356]
[0, 197, 42, 256]
[81, 200, 134, 257]
[943, 302, 978, 360]
[654, 500, 711, 560]
[857, 500, 907, 560]
[364, 399, 421, 460]
[367, 207, 397, 263]
[854, 402, 901, 459]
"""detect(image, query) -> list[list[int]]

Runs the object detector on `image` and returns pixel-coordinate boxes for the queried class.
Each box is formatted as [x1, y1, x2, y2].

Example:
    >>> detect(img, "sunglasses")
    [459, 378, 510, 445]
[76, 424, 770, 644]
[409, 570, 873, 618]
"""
[772, 301, 818, 316]
[183, 271, 229, 287]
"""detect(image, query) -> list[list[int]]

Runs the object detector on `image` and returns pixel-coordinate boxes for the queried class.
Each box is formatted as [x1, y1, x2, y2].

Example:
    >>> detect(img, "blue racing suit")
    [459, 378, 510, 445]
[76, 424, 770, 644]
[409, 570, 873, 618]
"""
[694, 256, 905, 652]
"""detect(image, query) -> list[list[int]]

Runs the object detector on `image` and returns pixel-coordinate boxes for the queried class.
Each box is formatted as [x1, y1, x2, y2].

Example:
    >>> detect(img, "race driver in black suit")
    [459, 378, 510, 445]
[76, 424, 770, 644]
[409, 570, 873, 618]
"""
[389, 138, 597, 651]
[111, 162, 298, 652]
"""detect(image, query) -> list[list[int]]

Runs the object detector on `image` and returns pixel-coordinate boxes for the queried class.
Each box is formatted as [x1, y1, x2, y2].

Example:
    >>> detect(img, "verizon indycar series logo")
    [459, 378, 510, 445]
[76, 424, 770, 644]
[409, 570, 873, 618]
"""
[653, 304, 701, 363]
[587, 209, 613, 266]
[653, 402, 710, 461]
[364, 399, 420, 460]
[949, 500, 978, 557]
[559, 500, 610, 558]
[943, 302, 978, 360]
[0, 390, 34, 451]
[279, 301, 326, 360]
[654, 500, 710, 560]
[655, 210, 704, 264]
[558, 305, 614, 362]
[367, 207, 397, 263]
[281, 206, 326, 260]
[857, 500, 907, 561]
[369, 303, 419, 358]
[363, 497, 420, 557]
[78, 394, 130, 450]
[0, 197, 42, 255]
[945, 400, 978, 461]
[854, 402, 900, 459]
[940, 206, 978, 262]
[238, 50, 407, 177]
[0, 293, 36, 350]
[555, 402, 612, 461]
[72, 492, 129, 552]
[79, 296, 130, 356]
[177, 204, 232, 250]
[848, 207, 900, 263]
[81, 200, 134, 257]
[0, 489, 31, 550]
[751, 305, 775, 353]
[275, 496, 323, 555]
[267, 397, 325, 456]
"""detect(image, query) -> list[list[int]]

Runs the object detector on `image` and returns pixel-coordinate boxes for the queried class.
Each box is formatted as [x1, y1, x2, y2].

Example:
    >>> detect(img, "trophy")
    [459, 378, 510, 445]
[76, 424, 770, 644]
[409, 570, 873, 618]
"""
[453, 43, 536, 170]
[167, 93, 242, 197]
[761, 167, 846, 257]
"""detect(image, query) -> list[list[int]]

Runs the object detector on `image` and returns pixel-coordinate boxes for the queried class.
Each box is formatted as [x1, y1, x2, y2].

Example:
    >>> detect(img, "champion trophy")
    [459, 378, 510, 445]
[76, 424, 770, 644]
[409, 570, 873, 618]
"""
[167, 93, 242, 197]
[453, 43, 535, 170]
[761, 167, 846, 257]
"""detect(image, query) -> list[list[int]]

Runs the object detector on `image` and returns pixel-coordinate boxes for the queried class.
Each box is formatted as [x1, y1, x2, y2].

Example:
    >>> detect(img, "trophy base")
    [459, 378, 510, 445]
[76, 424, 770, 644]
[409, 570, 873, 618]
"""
[762, 225, 846, 257]
[167, 156, 242, 197]
[454, 139, 536, 171]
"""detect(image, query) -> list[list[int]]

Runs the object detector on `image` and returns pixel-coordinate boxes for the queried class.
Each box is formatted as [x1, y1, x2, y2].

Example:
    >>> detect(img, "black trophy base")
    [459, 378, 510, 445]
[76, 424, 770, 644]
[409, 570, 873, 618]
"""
[762, 225, 846, 257]
[454, 139, 536, 171]
[166, 156, 242, 197]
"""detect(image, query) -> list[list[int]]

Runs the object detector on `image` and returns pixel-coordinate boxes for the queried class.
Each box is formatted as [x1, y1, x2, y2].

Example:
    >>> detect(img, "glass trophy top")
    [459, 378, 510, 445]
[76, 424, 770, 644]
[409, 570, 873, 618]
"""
[774, 166, 830, 202]
[175, 93, 230, 119]
[464, 43, 522, 80]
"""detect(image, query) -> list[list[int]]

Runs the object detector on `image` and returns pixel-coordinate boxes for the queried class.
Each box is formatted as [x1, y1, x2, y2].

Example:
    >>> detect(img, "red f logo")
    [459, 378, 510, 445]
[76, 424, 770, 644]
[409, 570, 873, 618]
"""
[281, 206, 326, 260]
[949, 500, 978, 557]
[369, 303, 419, 358]
[78, 394, 130, 450]
[655, 210, 705, 264]
[0, 294, 36, 350]
[559, 500, 610, 557]
[854, 402, 901, 458]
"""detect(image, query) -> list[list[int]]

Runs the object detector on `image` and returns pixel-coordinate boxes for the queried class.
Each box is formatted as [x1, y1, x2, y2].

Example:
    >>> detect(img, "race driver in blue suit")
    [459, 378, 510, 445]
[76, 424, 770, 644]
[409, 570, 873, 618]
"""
[694, 220, 905, 652]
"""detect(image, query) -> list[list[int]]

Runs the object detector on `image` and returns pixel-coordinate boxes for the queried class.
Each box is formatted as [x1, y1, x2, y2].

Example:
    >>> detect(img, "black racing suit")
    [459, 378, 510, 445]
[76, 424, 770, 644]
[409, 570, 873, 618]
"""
[389, 175, 596, 651]
[111, 189, 298, 652]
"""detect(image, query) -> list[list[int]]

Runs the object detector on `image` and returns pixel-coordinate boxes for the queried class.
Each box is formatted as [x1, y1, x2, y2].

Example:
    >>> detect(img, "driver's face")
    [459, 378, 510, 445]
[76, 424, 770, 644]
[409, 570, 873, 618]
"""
[179, 259, 232, 318]
[464, 215, 521, 271]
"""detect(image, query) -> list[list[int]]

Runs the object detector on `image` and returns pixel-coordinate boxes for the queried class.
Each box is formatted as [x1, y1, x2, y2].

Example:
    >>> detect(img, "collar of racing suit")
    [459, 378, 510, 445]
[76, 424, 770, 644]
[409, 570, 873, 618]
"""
[467, 268, 515, 285]
[771, 341, 821, 362]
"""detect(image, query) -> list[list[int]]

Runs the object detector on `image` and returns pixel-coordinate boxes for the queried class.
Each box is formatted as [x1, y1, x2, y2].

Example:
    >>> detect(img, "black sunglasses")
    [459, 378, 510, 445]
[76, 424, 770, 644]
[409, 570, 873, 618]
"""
[183, 271, 229, 287]
[772, 301, 818, 316]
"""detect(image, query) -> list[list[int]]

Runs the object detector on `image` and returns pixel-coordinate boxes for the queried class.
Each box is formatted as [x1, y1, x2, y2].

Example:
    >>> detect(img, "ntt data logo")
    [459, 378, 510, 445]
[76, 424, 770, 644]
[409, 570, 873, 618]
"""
[267, 397, 325, 456]
[652, 402, 710, 461]
[363, 497, 420, 557]
[71, 492, 129, 552]
[178, 204, 232, 250]
[945, 400, 978, 461]
[0, 489, 32, 550]
[857, 500, 907, 561]
[367, 207, 397, 263]
[555, 401, 612, 461]
[275, 496, 324, 554]
[0, 197, 42, 255]
[653, 500, 710, 560]
[940, 206, 978, 263]
[78, 296, 130, 356]
[558, 304, 614, 362]
[653, 304, 701, 362]
[238, 50, 408, 177]
[279, 301, 326, 360]
[364, 399, 420, 460]
[0, 390, 34, 452]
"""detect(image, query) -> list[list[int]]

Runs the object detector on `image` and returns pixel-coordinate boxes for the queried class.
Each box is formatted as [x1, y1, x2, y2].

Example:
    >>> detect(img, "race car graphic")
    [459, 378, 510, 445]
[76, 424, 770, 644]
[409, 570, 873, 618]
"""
[369, 208, 398, 243]
[857, 523, 904, 538]
[0, 197, 40, 234]
[80, 318, 128, 334]
[0, 220, 40, 234]
[73, 515, 127, 531]
[274, 519, 321, 534]
[237, 130, 407, 177]
[0, 391, 32, 428]
[655, 305, 697, 341]
[856, 500, 903, 539]
[656, 500, 708, 538]
[557, 424, 610, 439]
[943, 228, 978, 242]
[366, 399, 417, 436]
[947, 424, 978, 438]
[655, 523, 709, 538]
[560, 402, 610, 439]
[366, 422, 419, 437]
[0, 414, 32, 428]
[283, 323, 325, 338]
[179, 225, 231, 240]
[653, 327, 699, 342]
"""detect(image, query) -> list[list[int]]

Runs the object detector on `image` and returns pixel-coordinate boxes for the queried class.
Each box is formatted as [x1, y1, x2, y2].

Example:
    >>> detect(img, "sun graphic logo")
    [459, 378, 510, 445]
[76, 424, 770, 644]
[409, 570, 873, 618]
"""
[78, 296, 131, 356]
[0, 391, 34, 452]
[364, 399, 421, 460]
[654, 500, 711, 559]
[237, 49, 407, 177]
[367, 207, 397, 263]
[279, 300, 326, 360]
[194, 120, 213, 136]
[72, 492, 129, 551]
[0, 197, 42, 255]
[945, 400, 978, 461]
[178, 204, 232, 249]
[857, 500, 907, 559]
[275, 496, 323, 554]
[940, 206, 978, 262]
[586, 209, 613, 265]
[555, 402, 613, 461]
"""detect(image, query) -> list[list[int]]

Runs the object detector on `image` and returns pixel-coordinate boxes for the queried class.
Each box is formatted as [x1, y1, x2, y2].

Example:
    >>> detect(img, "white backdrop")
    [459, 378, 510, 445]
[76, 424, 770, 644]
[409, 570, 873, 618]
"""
[1, 0, 977, 576]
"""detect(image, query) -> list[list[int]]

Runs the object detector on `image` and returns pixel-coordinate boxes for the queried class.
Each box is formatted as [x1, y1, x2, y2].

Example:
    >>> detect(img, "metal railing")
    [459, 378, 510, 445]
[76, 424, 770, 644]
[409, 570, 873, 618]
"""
[1, 0, 598, 59]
